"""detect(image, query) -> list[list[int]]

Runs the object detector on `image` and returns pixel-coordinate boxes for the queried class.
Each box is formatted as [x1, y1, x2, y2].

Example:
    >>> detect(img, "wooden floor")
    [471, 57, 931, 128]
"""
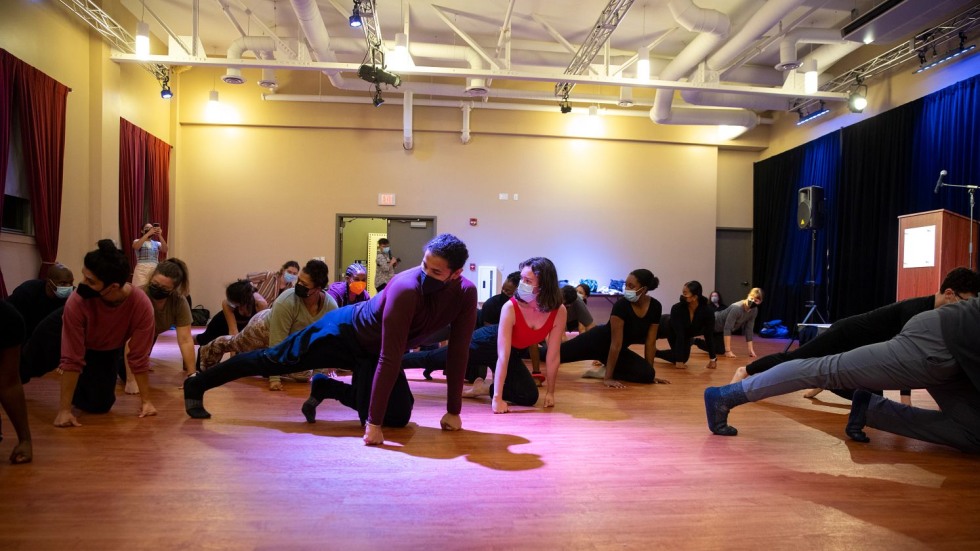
[1, 332, 978, 550]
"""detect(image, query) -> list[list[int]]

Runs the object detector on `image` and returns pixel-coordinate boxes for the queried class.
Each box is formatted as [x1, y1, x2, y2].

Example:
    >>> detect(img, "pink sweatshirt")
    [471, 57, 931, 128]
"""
[59, 286, 156, 374]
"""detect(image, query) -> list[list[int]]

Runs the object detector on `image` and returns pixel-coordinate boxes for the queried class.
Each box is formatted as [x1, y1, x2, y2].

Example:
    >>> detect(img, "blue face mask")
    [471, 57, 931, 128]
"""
[283, 273, 298, 284]
[515, 281, 536, 303]
[382, 247, 391, 254]
[623, 289, 640, 303]
[420, 271, 448, 294]
[54, 286, 74, 299]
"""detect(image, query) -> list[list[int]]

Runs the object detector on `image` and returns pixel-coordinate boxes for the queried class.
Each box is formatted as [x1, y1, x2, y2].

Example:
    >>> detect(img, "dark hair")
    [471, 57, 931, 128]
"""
[83, 239, 130, 286]
[939, 267, 980, 294]
[345, 262, 367, 279]
[561, 285, 578, 305]
[424, 233, 469, 271]
[226, 279, 256, 313]
[520, 257, 562, 312]
[378, 238, 390, 246]
[282, 260, 300, 272]
[575, 283, 591, 299]
[304, 259, 329, 288]
[505, 271, 521, 287]
[684, 280, 704, 297]
[152, 258, 190, 296]
[630, 269, 660, 292]
[709, 289, 723, 300]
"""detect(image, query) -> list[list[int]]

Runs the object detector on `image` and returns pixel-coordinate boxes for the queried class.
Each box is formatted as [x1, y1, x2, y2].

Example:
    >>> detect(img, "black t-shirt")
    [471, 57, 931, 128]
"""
[7, 279, 67, 337]
[0, 300, 26, 348]
[610, 297, 663, 345]
[668, 299, 715, 338]
[480, 292, 510, 326]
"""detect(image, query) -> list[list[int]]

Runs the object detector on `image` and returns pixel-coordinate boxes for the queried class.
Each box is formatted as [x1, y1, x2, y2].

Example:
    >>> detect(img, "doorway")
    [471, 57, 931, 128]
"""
[715, 228, 753, 306]
[336, 215, 437, 292]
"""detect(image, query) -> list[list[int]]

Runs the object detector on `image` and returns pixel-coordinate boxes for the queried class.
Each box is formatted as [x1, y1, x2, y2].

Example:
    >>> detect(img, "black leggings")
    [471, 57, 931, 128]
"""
[188, 312, 414, 426]
[654, 314, 714, 364]
[402, 325, 538, 406]
[195, 313, 249, 346]
[556, 325, 655, 383]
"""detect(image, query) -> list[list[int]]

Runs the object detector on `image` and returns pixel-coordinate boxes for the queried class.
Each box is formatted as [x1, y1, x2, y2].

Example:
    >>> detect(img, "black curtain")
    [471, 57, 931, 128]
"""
[754, 72, 980, 324]
[753, 132, 839, 329]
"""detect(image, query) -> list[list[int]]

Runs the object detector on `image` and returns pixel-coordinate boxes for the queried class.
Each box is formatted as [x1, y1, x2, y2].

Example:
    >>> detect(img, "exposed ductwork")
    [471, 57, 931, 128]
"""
[403, 90, 414, 150]
[706, 0, 805, 73]
[775, 28, 851, 71]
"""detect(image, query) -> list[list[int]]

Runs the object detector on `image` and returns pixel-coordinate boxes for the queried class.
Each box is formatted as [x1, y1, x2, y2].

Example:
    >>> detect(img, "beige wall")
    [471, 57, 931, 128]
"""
[0, 0, 172, 287]
[717, 150, 757, 229]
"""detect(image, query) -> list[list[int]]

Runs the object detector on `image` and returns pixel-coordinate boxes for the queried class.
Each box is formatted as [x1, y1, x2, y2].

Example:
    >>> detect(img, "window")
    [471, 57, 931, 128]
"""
[2, 110, 33, 236]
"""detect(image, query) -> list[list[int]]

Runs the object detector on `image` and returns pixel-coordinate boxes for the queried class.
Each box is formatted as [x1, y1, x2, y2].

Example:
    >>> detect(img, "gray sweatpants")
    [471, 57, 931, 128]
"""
[740, 309, 980, 453]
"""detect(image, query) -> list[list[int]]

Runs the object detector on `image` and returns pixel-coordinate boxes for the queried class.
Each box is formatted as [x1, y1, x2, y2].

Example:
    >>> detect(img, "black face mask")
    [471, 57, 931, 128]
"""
[679, 295, 688, 304]
[420, 272, 448, 294]
[147, 284, 172, 300]
[76, 283, 104, 300]
[294, 283, 311, 299]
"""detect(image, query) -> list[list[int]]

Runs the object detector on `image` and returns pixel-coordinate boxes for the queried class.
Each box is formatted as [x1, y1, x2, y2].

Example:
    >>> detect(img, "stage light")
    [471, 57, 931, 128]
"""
[913, 44, 976, 74]
[358, 64, 401, 87]
[847, 80, 868, 113]
[559, 98, 572, 114]
[372, 87, 384, 107]
[796, 102, 829, 125]
[349, 1, 363, 28]
[160, 75, 172, 99]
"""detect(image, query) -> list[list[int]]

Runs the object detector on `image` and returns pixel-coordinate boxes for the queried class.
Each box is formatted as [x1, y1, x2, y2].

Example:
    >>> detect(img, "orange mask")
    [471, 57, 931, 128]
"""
[349, 281, 367, 295]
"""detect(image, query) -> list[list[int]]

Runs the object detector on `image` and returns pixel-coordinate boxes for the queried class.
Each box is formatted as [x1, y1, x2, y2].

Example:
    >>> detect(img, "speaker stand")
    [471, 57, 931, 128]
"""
[784, 229, 828, 352]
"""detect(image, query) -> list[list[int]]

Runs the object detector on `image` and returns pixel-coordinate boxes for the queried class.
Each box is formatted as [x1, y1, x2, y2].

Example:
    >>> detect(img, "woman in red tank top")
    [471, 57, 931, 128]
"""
[465, 257, 567, 413]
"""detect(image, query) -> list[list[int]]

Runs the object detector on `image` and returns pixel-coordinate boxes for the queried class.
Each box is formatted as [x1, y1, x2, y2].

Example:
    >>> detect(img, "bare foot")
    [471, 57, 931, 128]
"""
[268, 379, 283, 391]
[124, 379, 140, 395]
[9, 440, 32, 464]
[802, 388, 824, 399]
[900, 393, 912, 406]
[729, 366, 748, 384]
[462, 377, 490, 398]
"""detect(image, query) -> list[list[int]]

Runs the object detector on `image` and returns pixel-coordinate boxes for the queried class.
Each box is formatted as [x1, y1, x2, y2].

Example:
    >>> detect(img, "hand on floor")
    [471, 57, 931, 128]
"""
[440, 413, 462, 431]
[363, 422, 384, 445]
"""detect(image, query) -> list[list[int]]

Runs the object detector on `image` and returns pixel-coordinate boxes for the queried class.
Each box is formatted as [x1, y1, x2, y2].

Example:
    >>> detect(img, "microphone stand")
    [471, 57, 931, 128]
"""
[938, 182, 979, 269]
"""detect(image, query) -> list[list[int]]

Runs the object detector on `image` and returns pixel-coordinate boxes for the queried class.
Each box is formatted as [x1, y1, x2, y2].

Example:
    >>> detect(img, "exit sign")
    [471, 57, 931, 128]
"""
[378, 193, 396, 206]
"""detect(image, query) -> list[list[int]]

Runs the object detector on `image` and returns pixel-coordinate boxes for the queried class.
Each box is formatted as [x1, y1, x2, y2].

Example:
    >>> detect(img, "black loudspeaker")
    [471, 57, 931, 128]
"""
[798, 186, 824, 230]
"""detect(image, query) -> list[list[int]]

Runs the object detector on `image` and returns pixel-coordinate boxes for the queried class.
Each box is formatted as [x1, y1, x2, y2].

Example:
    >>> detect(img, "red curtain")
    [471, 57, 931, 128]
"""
[0, 50, 14, 297]
[119, 118, 147, 273]
[16, 59, 69, 279]
[146, 131, 170, 257]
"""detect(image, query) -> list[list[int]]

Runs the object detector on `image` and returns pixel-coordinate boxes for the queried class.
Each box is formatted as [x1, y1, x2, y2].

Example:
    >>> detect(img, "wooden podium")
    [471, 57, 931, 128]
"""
[896, 209, 978, 300]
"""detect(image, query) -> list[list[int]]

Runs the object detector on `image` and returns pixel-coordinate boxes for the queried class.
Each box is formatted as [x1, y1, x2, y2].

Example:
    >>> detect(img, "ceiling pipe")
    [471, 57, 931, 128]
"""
[222, 36, 280, 85]
[461, 104, 472, 144]
[653, 0, 762, 127]
[775, 28, 851, 71]
[403, 90, 414, 150]
[706, 0, 806, 73]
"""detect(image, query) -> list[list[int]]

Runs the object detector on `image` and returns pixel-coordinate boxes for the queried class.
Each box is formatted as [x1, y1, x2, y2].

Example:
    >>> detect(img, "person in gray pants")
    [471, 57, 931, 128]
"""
[704, 297, 980, 453]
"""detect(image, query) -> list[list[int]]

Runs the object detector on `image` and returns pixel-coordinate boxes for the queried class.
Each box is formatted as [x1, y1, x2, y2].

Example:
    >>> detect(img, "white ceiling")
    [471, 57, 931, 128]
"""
[111, 0, 977, 109]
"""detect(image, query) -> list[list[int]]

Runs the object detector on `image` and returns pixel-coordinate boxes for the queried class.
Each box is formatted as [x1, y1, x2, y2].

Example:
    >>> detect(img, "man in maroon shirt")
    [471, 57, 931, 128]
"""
[53, 240, 156, 427]
[184, 234, 478, 445]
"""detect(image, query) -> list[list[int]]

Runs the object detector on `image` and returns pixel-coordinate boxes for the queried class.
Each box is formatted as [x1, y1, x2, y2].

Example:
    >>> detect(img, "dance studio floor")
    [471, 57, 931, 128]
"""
[1, 331, 977, 550]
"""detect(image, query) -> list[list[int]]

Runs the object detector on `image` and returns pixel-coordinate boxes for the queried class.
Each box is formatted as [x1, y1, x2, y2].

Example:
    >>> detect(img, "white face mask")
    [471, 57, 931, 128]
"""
[623, 289, 640, 303]
[516, 281, 536, 302]
[577, 292, 586, 301]
[710, 295, 719, 304]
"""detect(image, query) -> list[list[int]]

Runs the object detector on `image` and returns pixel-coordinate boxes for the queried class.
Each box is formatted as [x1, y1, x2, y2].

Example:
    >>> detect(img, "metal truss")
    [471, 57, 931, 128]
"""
[554, 0, 635, 100]
[793, 4, 980, 114]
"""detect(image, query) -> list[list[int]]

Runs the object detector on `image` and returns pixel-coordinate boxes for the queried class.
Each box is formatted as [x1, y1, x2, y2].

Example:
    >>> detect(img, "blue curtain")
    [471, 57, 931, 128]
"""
[753, 131, 840, 329]
[753, 72, 980, 325]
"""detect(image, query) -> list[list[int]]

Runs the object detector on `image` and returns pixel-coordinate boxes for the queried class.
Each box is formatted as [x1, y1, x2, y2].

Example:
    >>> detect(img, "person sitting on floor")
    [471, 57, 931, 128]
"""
[460, 257, 567, 413]
[183, 233, 477, 446]
[6, 263, 74, 339]
[655, 280, 717, 369]
[327, 263, 371, 308]
[696, 288, 763, 359]
[704, 296, 980, 454]
[553, 269, 670, 387]
[53, 240, 156, 427]
[194, 279, 269, 347]
[562, 284, 595, 336]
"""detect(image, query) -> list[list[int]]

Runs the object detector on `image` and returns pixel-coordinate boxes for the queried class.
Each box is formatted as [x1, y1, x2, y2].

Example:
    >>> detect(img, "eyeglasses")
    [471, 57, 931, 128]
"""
[955, 293, 973, 301]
